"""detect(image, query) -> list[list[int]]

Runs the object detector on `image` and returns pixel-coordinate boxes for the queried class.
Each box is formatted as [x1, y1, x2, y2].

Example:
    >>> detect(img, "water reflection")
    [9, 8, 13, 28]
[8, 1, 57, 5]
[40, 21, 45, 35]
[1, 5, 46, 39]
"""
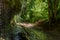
[12, 26, 28, 40]
[14, 34, 20, 40]
[14, 32, 28, 40]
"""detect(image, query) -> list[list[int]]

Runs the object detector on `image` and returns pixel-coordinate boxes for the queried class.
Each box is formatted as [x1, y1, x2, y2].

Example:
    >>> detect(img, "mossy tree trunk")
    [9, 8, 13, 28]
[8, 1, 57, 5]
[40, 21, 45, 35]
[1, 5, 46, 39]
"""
[48, 0, 59, 28]
[0, 0, 21, 40]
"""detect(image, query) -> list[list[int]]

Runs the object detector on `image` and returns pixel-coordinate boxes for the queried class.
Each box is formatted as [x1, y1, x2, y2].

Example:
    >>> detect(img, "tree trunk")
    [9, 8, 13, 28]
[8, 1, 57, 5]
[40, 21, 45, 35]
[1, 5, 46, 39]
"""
[48, 0, 59, 28]
[0, 0, 21, 40]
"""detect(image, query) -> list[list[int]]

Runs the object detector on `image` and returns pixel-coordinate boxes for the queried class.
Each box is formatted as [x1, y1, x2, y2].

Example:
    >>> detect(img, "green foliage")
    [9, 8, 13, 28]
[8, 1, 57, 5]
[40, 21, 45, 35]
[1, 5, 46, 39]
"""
[15, 0, 48, 23]
[57, 1, 60, 19]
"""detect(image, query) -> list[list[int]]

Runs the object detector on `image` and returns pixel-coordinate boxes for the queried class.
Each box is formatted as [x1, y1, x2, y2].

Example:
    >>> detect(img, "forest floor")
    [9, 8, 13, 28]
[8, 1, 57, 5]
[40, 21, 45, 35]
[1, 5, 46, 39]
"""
[26, 25, 60, 40]
[0, 22, 60, 40]
[33, 23, 60, 40]
[16, 22, 60, 40]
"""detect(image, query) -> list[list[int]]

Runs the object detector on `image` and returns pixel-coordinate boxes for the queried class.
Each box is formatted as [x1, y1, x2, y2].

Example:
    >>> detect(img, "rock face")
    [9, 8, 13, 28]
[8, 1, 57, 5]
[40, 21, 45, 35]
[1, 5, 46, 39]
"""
[0, 0, 21, 40]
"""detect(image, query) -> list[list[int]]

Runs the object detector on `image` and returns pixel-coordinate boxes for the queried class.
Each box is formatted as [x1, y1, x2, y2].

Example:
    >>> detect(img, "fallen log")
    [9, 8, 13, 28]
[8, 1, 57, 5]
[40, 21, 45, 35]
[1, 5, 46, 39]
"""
[16, 19, 48, 28]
